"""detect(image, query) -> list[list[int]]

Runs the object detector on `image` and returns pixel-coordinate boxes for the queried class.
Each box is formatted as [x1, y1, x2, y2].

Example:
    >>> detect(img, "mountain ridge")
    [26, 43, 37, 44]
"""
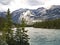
[0, 5, 60, 24]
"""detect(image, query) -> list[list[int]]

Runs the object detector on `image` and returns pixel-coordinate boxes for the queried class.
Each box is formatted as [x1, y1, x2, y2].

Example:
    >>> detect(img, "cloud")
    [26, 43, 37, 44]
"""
[0, 0, 12, 5]
[0, 0, 48, 11]
[0, 0, 60, 12]
[27, 0, 44, 6]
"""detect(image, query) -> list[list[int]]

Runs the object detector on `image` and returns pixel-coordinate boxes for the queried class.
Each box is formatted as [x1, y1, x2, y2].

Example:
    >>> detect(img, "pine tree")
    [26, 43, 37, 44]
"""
[1, 9, 29, 45]
[1, 9, 14, 45]
[6, 9, 14, 45]
[15, 18, 29, 45]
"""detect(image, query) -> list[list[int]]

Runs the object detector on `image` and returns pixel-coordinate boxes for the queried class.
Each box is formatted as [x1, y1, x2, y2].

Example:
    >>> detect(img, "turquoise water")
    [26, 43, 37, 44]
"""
[25, 27, 60, 45]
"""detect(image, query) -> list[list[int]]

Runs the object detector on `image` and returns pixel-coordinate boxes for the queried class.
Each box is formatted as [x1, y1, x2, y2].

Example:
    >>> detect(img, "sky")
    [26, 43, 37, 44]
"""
[0, 0, 60, 12]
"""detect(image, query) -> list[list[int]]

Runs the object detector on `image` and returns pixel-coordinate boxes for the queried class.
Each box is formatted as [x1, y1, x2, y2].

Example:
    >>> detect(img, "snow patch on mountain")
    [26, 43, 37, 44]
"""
[18, 10, 34, 25]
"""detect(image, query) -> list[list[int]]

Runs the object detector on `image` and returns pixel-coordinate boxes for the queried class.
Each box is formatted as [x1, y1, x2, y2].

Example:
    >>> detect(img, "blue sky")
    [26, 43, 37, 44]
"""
[0, 0, 60, 12]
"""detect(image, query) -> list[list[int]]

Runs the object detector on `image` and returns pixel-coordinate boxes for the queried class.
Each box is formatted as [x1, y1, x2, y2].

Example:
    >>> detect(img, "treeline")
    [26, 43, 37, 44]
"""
[33, 19, 60, 29]
[0, 9, 29, 45]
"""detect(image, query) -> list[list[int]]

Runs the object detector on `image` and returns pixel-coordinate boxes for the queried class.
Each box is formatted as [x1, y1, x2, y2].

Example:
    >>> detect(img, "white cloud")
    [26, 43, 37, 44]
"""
[27, 0, 44, 6]
[0, 0, 46, 12]
[0, 0, 60, 12]
[0, 0, 12, 5]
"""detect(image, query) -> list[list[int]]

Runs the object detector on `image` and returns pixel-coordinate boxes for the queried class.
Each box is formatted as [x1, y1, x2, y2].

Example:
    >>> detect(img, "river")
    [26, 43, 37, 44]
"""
[25, 27, 60, 45]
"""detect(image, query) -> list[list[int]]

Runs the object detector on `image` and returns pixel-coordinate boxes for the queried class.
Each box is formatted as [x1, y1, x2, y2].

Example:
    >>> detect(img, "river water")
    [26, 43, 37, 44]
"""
[25, 27, 60, 45]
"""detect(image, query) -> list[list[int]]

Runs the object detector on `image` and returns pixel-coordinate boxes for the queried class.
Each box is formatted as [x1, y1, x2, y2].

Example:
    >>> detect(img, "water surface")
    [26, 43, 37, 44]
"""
[25, 27, 60, 45]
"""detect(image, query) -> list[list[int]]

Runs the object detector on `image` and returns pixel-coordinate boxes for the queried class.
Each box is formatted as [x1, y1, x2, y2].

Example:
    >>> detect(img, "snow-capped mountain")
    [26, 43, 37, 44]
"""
[45, 5, 60, 20]
[18, 10, 34, 25]
[0, 5, 60, 24]
[12, 7, 46, 23]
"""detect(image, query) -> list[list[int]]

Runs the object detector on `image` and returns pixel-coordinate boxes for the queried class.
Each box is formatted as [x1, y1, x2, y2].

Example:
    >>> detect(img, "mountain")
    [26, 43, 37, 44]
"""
[45, 5, 60, 20]
[11, 9, 27, 23]
[0, 5, 60, 24]
[12, 7, 46, 24]
[0, 12, 6, 18]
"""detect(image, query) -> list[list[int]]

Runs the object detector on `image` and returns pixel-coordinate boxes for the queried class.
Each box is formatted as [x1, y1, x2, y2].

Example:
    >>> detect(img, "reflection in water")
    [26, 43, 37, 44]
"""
[25, 27, 60, 45]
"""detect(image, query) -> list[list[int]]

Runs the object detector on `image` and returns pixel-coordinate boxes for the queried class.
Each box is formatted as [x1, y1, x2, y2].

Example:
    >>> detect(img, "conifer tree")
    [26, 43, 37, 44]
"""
[1, 8, 13, 45]
[1, 9, 29, 45]
[15, 18, 29, 45]
[6, 8, 13, 45]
